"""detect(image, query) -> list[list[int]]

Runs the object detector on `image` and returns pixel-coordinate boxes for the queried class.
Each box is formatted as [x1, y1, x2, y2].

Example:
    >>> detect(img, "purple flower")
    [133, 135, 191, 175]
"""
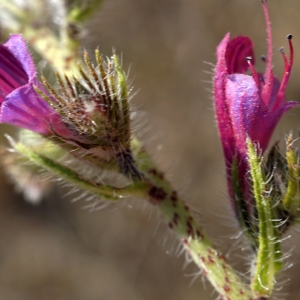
[0, 34, 77, 139]
[214, 1, 298, 209]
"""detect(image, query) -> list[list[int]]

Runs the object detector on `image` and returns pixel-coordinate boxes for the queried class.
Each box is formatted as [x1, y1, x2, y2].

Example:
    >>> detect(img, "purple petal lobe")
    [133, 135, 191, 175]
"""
[0, 80, 53, 134]
[3, 34, 36, 81]
[226, 74, 265, 153]
[0, 35, 31, 102]
[0, 35, 71, 138]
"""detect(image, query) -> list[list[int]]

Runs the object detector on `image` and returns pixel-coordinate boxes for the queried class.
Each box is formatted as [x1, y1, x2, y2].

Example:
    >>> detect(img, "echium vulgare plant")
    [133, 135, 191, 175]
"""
[1, 0, 300, 299]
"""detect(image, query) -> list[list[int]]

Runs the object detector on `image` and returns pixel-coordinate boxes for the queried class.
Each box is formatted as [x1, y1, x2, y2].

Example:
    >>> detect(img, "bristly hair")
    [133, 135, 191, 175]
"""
[35, 50, 132, 153]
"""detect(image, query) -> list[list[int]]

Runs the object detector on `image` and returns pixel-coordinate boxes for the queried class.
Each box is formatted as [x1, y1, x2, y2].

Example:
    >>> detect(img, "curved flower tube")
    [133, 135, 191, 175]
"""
[0, 34, 81, 140]
[213, 1, 298, 221]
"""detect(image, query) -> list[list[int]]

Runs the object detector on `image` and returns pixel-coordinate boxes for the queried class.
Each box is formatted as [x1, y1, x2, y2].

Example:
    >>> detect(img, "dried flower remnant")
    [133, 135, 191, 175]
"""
[36, 50, 143, 179]
[38, 50, 131, 153]
[213, 0, 298, 235]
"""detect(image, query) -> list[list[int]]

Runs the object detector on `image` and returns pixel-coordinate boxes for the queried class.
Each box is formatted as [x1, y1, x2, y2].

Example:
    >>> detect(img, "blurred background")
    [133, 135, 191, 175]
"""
[1, 0, 300, 299]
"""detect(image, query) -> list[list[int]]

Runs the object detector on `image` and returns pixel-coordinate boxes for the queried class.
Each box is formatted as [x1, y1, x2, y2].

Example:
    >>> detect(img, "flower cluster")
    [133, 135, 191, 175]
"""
[213, 0, 298, 225]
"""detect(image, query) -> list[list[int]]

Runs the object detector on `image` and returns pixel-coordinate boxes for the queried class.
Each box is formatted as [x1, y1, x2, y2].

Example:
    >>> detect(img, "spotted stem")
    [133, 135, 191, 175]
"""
[131, 145, 254, 300]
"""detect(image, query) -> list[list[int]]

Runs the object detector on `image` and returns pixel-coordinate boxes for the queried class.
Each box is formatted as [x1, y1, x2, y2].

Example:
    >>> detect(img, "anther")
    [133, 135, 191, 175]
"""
[279, 47, 289, 70]
[279, 47, 288, 68]
[287, 34, 293, 40]
[260, 55, 266, 63]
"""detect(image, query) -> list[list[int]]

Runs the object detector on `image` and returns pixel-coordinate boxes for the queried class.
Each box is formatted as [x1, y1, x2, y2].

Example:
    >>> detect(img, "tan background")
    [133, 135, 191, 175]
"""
[1, 0, 300, 299]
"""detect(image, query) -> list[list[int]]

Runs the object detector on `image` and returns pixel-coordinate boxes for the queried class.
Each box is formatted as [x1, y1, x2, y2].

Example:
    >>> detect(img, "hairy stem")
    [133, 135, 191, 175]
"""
[131, 146, 254, 299]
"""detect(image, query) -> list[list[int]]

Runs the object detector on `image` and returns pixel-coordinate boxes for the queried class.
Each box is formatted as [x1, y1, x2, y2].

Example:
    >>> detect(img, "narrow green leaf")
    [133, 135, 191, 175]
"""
[283, 134, 300, 216]
[13, 141, 147, 201]
[247, 139, 282, 297]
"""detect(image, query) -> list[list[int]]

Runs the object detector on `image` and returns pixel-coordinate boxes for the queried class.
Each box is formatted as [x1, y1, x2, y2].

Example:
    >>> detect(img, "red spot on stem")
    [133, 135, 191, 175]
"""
[223, 285, 230, 293]
[148, 186, 167, 204]
[207, 255, 214, 264]
[173, 213, 179, 226]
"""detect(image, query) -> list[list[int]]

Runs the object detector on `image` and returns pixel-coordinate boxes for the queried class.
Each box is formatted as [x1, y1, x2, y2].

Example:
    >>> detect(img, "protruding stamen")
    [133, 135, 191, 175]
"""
[261, 0, 274, 102]
[246, 56, 259, 86]
[275, 34, 294, 109]
[287, 35, 294, 65]
[279, 47, 288, 70]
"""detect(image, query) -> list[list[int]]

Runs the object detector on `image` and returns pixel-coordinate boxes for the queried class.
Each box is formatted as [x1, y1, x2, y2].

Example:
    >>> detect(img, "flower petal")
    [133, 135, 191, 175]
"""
[252, 101, 298, 151]
[214, 33, 236, 165]
[226, 74, 262, 155]
[0, 35, 31, 102]
[225, 36, 254, 74]
[3, 34, 36, 81]
[226, 73, 298, 153]
[0, 79, 54, 134]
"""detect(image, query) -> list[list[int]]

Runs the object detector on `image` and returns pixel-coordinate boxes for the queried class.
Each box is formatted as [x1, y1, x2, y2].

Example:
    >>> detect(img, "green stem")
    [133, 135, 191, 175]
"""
[132, 145, 254, 299]
[23, 26, 80, 75]
[68, 0, 104, 23]
[159, 193, 253, 300]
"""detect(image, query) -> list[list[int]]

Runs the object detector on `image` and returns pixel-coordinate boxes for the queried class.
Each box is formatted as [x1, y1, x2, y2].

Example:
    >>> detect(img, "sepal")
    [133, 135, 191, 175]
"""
[231, 156, 258, 248]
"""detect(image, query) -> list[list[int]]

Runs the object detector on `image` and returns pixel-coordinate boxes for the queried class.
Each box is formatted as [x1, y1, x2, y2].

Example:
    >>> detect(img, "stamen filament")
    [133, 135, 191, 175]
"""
[274, 35, 294, 110]
[279, 47, 288, 69]
[247, 57, 259, 86]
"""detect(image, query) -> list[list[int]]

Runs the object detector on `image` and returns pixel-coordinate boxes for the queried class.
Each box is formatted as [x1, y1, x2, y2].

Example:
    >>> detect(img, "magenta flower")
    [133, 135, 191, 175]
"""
[214, 2, 298, 212]
[0, 34, 79, 140]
